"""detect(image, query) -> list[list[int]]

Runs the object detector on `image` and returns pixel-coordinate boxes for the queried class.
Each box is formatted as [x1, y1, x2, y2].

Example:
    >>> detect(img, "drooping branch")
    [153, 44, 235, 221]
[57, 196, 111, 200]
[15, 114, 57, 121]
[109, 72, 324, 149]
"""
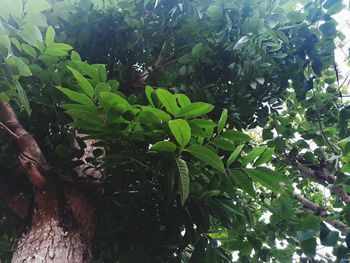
[293, 192, 349, 234]
[0, 101, 49, 189]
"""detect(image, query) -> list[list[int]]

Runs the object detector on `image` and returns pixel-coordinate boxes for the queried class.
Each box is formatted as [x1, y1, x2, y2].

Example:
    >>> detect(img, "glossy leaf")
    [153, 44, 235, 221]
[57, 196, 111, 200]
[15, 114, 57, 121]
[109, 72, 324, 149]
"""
[169, 119, 191, 148]
[186, 145, 225, 173]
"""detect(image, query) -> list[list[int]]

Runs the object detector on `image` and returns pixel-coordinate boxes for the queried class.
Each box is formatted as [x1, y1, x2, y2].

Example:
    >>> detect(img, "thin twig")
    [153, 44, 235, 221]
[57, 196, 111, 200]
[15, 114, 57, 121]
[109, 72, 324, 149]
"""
[0, 121, 19, 139]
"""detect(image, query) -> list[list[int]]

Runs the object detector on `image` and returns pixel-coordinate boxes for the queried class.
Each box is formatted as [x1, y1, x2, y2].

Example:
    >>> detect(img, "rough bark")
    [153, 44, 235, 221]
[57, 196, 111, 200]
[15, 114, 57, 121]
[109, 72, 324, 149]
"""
[11, 189, 96, 263]
[1, 101, 100, 263]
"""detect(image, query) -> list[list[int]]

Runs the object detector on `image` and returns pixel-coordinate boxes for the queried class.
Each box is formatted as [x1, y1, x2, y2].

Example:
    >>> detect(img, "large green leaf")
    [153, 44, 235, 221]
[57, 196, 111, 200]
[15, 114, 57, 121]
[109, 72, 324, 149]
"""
[175, 158, 189, 206]
[217, 109, 228, 133]
[229, 170, 256, 197]
[57, 87, 94, 106]
[18, 24, 43, 48]
[176, 102, 214, 118]
[221, 130, 251, 142]
[169, 119, 191, 148]
[243, 167, 287, 193]
[242, 146, 267, 166]
[6, 56, 32, 77]
[254, 148, 274, 166]
[67, 66, 94, 98]
[186, 145, 225, 173]
[156, 89, 180, 115]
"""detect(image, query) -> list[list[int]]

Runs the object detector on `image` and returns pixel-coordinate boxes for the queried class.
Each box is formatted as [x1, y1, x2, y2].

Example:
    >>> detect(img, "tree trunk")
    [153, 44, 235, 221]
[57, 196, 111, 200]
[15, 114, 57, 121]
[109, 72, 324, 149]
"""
[11, 189, 96, 263]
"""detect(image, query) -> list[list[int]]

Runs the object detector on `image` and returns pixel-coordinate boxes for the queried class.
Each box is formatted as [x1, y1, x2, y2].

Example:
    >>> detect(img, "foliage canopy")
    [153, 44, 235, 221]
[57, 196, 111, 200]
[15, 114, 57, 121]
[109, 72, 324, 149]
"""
[1, 0, 350, 262]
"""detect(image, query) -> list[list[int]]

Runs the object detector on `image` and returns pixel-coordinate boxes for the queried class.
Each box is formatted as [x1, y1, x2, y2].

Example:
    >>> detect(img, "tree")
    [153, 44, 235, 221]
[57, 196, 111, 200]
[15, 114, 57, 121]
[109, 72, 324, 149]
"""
[0, 0, 349, 262]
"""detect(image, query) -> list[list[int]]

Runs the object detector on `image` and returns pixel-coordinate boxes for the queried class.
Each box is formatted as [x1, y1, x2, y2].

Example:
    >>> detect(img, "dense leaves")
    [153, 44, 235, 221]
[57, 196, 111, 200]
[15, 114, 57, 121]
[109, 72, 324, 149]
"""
[0, 0, 349, 262]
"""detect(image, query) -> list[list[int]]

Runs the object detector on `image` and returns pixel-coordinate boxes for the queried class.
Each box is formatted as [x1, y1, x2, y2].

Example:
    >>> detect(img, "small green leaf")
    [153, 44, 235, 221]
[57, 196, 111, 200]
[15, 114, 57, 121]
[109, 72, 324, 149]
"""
[151, 141, 177, 153]
[221, 130, 251, 142]
[227, 144, 244, 166]
[145, 86, 155, 106]
[57, 86, 94, 106]
[98, 64, 107, 82]
[212, 138, 234, 151]
[67, 66, 94, 98]
[191, 42, 203, 58]
[71, 51, 81, 61]
[156, 89, 180, 115]
[229, 170, 256, 197]
[95, 83, 111, 98]
[16, 83, 31, 115]
[169, 119, 191, 148]
[22, 44, 37, 57]
[175, 158, 189, 206]
[24, 0, 51, 13]
[45, 26, 55, 47]
[66, 109, 102, 124]
[186, 145, 225, 173]
[177, 102, 214, 118]
[242, 146, 267, 166]
[218, 109, 228, 133]
[254, 148, 274, 166]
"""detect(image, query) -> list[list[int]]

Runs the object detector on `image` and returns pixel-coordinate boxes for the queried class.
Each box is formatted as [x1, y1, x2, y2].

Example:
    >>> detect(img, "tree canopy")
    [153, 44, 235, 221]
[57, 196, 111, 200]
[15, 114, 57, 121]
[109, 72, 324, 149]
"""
[0, 0, 350, 262]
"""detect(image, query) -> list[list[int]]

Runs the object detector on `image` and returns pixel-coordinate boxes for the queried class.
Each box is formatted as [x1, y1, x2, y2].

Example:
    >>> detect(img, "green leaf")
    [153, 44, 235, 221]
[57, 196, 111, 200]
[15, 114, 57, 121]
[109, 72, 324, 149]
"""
[22, 44, 37, 57]
[95, 83, 111, 98]
[18, 24, 43, 48]
[0, 0, 23, 18]
[300, 238, 316, 258]
[141, 106, 171, 122]
[192, 43, 203, 58]
[221, 130, 251, 142]
[227, 144, 244, 166]
[71, 51, 81, 61]
[98, 65, 107, 82]
[244, 167, 287, 193]
[320, 222, 339, 246]
[57, 86, 94, 107]
[175, 158, 189, 206]
[254, 148, 274, 166]
[218, 109, 228, 133]
[45, 26, 55, 47]
[169, 119, 191, 148]
[16, 83, 31, 115]
[67, 66, 94, 98]
[297, 229, 316, 242]
[24, 0, 51, 13]
[212, 138, 234, 151]
[242, 146, 267, 166]
[156, 89, 180, 115]
[66, 109, 102, 124]
[177, 102, 214, 118]
[176, 94, 191, 108]
[229, 170, 256, 197]
[99, 92, 131, 109]
[145, 85, 155, 106]
[6, 56, 32, 77]
[186, 145, 225, 173]
[151, 141, 177, 153]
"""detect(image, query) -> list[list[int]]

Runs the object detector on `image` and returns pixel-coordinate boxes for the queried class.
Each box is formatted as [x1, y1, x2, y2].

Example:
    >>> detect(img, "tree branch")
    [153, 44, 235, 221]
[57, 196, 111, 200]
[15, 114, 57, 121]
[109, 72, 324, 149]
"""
[0, 101, 49, 189]
[293, 191, 349, 234]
